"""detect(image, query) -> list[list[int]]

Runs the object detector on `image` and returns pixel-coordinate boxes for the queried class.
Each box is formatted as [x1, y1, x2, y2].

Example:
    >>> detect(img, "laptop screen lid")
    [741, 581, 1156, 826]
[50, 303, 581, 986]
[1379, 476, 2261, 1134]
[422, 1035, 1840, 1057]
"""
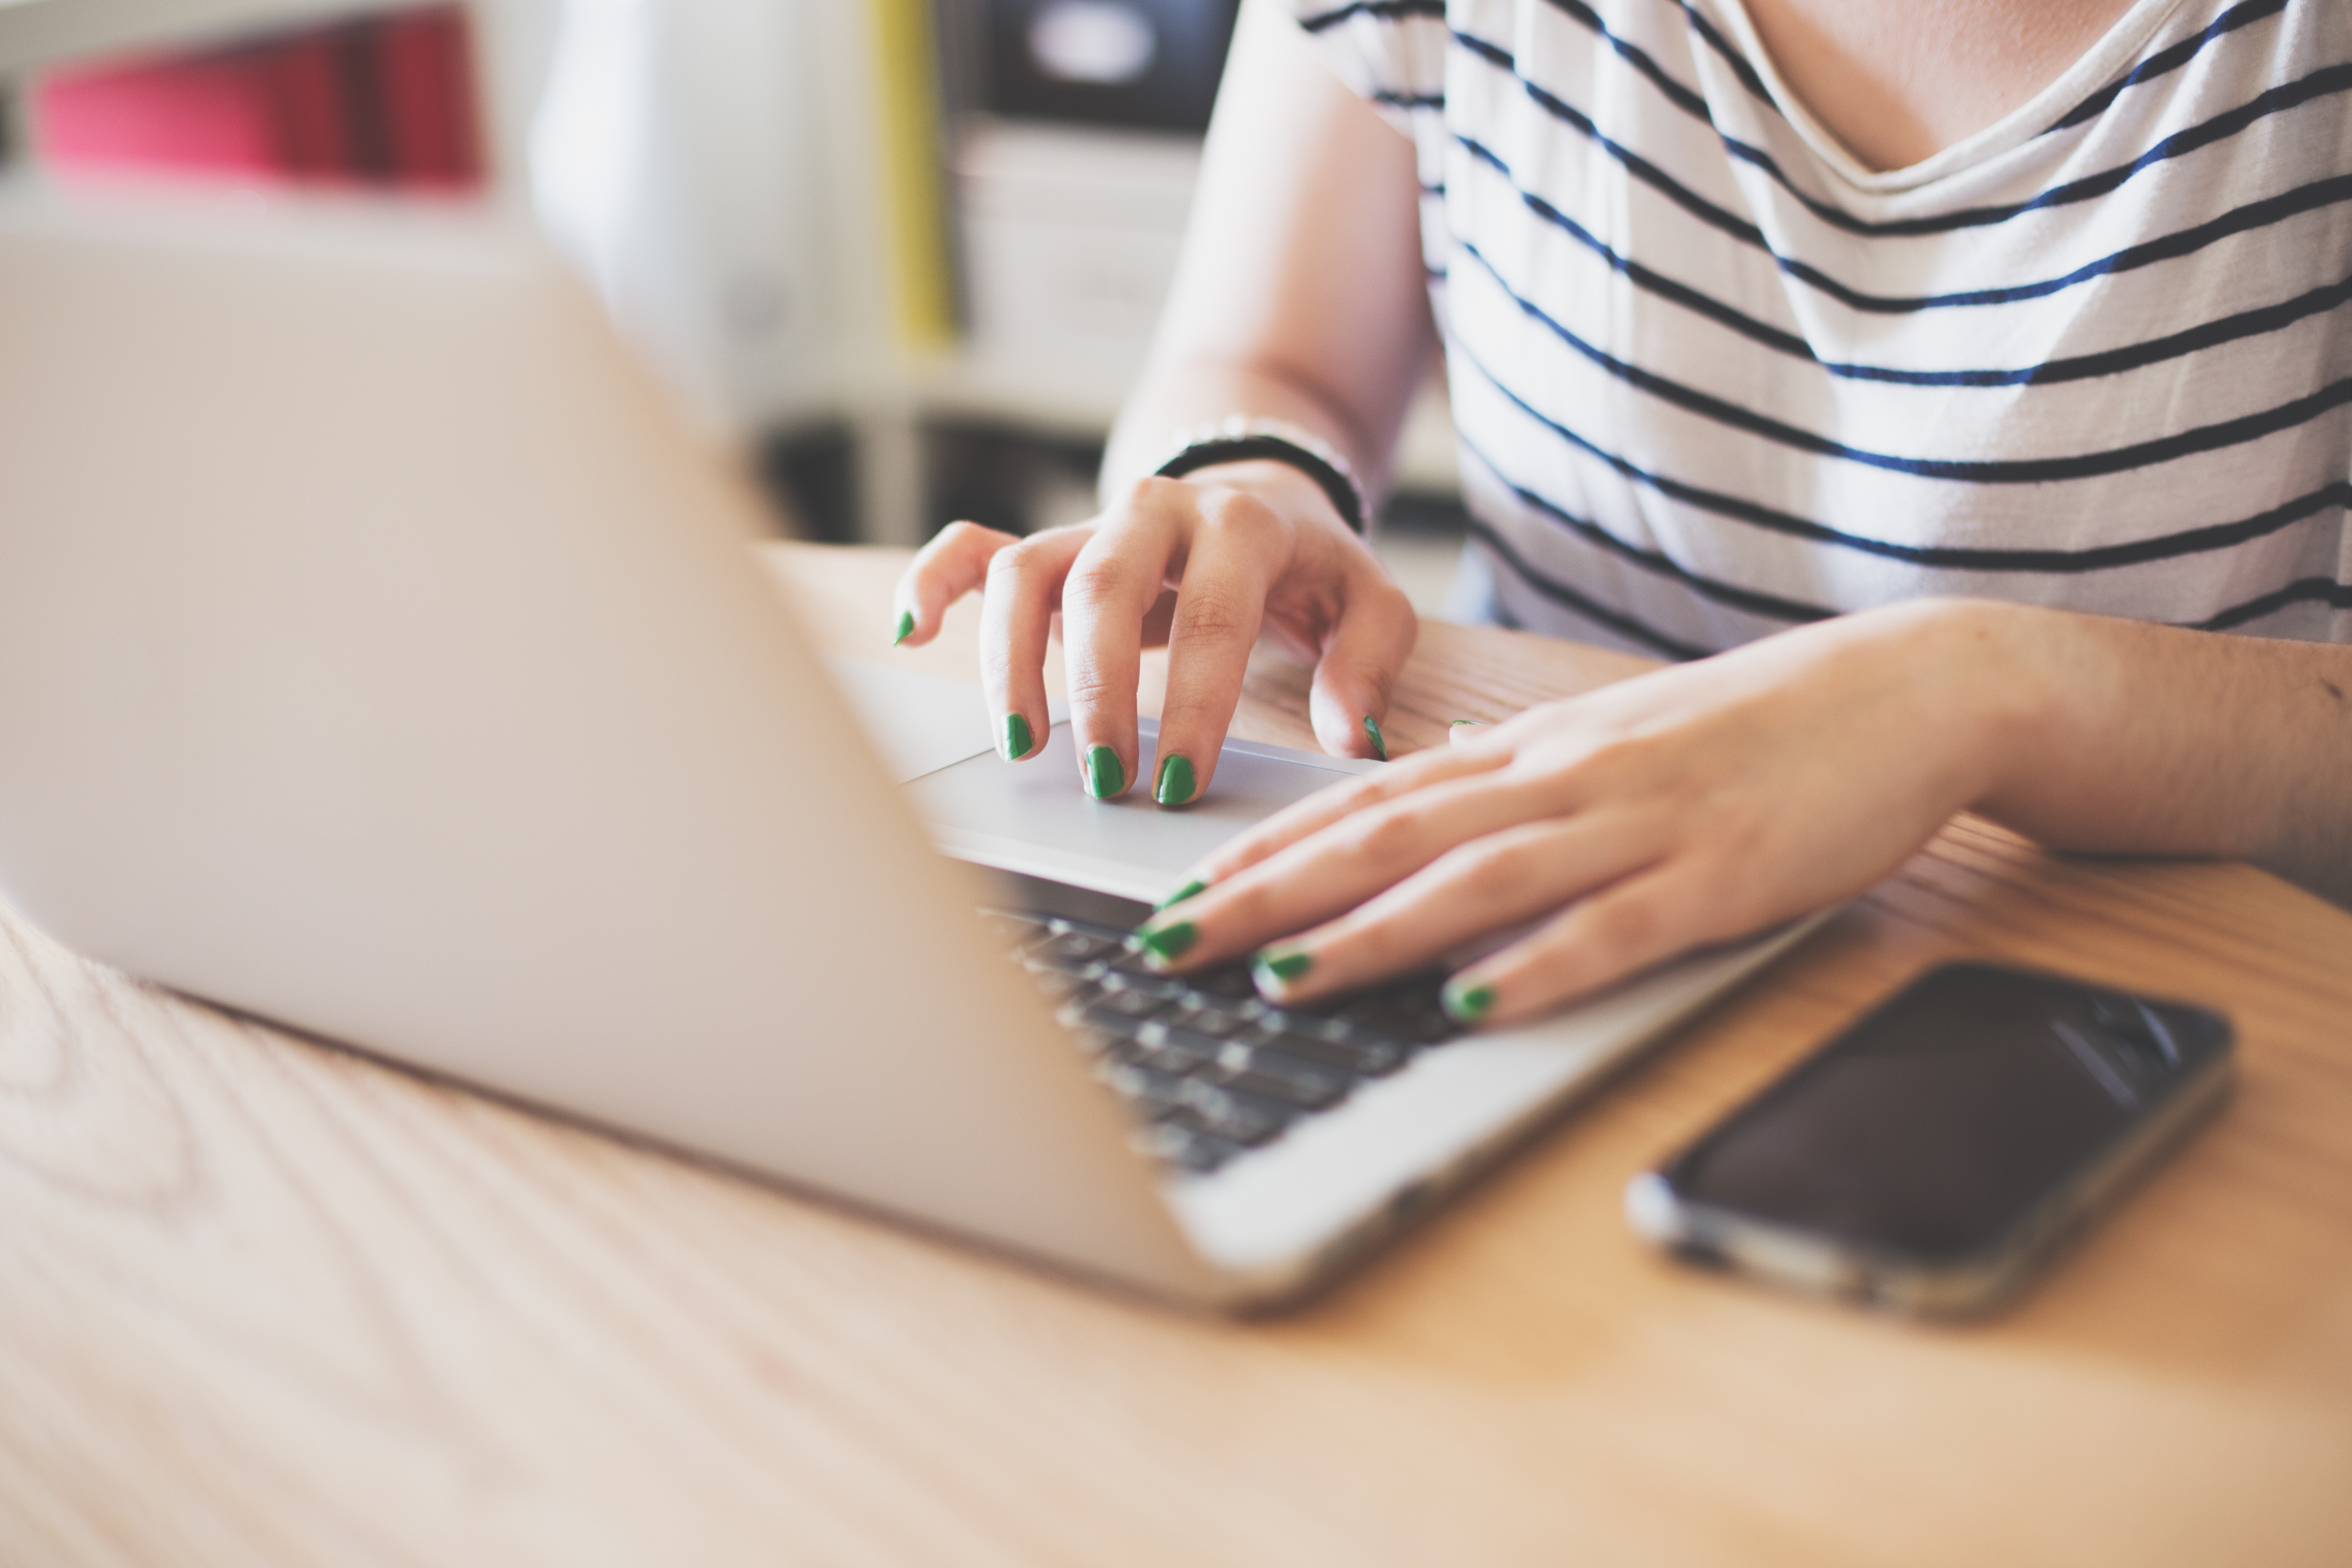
[0, 194, 1229, 1302]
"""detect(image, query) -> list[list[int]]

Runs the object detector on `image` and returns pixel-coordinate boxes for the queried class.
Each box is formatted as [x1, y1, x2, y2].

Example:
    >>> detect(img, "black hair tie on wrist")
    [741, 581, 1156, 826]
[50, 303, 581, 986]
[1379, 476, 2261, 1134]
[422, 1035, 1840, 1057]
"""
[1152, 428, 1367, 536]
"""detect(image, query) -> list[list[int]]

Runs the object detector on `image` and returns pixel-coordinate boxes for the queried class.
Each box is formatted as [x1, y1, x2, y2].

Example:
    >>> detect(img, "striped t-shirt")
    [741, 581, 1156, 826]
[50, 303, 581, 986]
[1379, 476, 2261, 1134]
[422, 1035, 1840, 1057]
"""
[1288, 0, 2352, 658]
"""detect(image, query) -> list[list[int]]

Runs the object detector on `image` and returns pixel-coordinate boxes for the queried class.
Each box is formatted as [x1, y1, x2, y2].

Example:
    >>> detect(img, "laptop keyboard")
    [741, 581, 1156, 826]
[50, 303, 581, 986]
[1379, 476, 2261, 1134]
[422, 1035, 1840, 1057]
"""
[982, 909, 1465, 1175]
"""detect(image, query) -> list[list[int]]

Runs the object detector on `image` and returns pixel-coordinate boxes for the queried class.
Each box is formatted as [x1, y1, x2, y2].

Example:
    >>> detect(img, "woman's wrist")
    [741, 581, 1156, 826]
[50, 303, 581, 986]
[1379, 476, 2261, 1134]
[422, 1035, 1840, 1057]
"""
[1905, 597, 2132, 844]
[1149, 416, 1367, 534]
[1149, 457, 1365, 545]
[1838, 597, 2059, 820]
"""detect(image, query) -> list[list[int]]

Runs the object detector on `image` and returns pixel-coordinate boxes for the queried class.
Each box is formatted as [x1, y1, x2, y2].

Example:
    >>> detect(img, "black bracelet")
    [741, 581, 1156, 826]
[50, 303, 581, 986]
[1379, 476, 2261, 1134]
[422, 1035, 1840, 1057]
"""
[1151, 423, 1367, 535]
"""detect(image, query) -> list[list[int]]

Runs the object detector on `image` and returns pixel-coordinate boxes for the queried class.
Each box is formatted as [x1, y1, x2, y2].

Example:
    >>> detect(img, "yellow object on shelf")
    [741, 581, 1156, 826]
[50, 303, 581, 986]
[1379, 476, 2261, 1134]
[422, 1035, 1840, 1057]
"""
[869, 0, 956, 352]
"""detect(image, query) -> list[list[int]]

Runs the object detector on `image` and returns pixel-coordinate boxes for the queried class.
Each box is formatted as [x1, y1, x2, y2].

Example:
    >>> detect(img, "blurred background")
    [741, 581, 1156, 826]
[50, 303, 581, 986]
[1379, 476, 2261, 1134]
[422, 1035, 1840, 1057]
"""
[0, 0, 1468, 609]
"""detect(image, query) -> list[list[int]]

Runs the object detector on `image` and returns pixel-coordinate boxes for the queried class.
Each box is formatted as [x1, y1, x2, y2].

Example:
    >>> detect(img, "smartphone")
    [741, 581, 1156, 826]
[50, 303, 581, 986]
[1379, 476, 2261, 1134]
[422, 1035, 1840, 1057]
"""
[1625, 963, 2234, 1317]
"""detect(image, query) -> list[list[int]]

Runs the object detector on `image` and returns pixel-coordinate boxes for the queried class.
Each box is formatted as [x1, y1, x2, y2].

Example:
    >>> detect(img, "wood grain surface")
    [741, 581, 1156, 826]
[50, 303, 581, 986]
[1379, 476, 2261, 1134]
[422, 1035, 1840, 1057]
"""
[3, 542, 2347, 1567]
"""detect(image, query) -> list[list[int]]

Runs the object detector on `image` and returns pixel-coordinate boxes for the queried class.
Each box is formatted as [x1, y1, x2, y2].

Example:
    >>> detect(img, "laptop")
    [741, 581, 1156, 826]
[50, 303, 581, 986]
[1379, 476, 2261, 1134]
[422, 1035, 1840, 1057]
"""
[0, 194, 1820, 1310]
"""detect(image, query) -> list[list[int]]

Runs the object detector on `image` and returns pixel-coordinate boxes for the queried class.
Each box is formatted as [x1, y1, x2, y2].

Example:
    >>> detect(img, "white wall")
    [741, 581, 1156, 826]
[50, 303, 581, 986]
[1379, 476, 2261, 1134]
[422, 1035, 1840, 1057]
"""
[529, 0, 855, 437]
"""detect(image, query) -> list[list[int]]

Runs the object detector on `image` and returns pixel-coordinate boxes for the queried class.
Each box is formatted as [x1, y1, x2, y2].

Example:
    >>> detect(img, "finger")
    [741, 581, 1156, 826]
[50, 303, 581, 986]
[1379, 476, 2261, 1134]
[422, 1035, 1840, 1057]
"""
[1307, 574, 1418, 760]
[1147, 490, 1283, 807]
[978, 528, 1091, 760]
[1058, 498, 1184, 797]
[1245, 809, 1669, 1004]
[894, 521, 1018, 648]
[1448, 719, 1491, 746]
[1130, 763, 1566, 973]
[1194, 738, 1512, 886]
[1439, 860, 1735, 1028]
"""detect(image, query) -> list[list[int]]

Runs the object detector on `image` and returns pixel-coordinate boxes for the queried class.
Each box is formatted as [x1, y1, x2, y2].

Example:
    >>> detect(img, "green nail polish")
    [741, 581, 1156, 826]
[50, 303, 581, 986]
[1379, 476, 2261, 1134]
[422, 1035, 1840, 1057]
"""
[1254, 948, 1313, 986]
[1154, 877, 1207, 912]
[1085, 745, 1124, 799]
[1450, 718, 1479, 728]
[1154, 753, 1196, 807]
[1134, 920, 1197, 965]
[1003, 712, 1033, 760]
[891, 610, 914, 647]
[1363, 714, 1388, 762]
[1443, 978, 1497, 1023]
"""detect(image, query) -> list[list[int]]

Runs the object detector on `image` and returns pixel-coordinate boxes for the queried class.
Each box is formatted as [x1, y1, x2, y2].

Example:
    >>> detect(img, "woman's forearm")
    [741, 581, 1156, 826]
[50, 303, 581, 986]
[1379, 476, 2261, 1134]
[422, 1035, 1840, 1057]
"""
[1100, 0, 1434, 506]
[1940, 600, 2352, 902]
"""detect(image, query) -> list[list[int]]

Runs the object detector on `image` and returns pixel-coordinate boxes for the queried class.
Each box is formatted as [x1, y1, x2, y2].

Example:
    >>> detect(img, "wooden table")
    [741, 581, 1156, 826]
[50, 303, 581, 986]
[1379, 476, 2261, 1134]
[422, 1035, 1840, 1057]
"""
[5, 542, 2349, 1567]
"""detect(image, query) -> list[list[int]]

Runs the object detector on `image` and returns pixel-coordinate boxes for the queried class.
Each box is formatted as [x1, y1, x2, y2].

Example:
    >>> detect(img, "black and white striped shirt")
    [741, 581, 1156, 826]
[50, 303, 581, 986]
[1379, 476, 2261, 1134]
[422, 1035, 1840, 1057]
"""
[1290, 0, 2352, 657]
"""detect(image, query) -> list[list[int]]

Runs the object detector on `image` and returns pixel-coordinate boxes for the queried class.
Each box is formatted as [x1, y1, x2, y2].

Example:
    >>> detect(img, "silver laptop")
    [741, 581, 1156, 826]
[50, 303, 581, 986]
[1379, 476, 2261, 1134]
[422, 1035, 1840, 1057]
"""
[0, 194, 1817, 1310]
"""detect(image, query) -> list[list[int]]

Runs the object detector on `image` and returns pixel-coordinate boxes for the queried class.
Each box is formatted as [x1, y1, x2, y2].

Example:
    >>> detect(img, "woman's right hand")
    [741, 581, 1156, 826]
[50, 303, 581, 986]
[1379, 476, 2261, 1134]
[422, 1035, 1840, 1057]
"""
[890, 457, 1417, 805]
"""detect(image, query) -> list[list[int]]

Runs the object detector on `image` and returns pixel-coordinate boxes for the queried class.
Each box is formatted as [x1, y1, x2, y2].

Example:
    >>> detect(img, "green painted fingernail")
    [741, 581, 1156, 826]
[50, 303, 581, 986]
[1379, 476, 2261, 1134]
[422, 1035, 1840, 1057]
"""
[1443, 978, 1497, 1023]
[1254, 948, 1313, 987]
[1132, 920, 1197, 966]
[1003, 712, 1033, 760]
[1363, 714, 1388, 761]
[892, 609, 914, 646]
[1154, 753, 1196, 807]
[1085, 745, 1124, 799]
[1450, 718, 1481, 728]
[1154, 877, 1207, 911]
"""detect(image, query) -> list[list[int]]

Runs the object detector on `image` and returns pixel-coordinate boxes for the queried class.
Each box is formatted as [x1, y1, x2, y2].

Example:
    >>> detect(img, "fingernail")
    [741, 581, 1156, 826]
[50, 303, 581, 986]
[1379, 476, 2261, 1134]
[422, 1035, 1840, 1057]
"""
[1154, 877, 1207, 911]
[1154, 753, 1196, 807]
[1450, 718, 1484, 728]
[1253, 947, 1313, 993]
[1443, 977, 1497, 1024]
[1084, 745, 1124, 799]
[891, 610, 915, 647]
[1131, 919, 1197, 967]
[1003, 712, 1033, 761]
[1363, 715, 1388, 762]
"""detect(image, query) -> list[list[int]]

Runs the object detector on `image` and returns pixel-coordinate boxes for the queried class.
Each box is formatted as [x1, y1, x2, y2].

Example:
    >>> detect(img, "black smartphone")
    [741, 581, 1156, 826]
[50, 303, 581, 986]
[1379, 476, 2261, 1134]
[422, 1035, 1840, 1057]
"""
[1625, 963, 2234, 1316]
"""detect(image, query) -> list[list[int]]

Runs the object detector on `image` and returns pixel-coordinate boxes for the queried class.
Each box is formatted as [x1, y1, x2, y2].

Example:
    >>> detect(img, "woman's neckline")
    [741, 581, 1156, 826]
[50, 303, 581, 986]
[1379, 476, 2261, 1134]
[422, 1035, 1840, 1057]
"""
[1695, 0, 2195, 194]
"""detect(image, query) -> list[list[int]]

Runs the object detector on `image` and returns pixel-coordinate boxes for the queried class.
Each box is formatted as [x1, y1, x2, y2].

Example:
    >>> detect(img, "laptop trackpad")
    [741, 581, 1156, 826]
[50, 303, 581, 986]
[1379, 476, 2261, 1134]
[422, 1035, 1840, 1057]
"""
[905, 719, 1372, 903]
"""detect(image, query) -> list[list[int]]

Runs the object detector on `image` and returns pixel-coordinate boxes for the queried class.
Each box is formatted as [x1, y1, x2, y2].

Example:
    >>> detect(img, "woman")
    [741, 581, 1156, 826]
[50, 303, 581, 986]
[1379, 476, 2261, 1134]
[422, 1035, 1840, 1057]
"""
[894, 0, 2351, 1027]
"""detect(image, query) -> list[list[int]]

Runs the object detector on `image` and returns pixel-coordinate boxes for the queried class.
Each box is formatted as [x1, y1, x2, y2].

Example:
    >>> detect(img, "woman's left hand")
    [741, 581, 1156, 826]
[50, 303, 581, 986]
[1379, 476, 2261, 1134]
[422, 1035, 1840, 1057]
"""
[1133, 598, 2038, 1028]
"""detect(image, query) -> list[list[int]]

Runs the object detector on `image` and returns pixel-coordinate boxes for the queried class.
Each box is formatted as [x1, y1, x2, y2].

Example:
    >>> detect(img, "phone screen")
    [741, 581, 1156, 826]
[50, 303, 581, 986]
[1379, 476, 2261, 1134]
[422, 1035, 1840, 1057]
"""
[1657, 965, 2231, 1262]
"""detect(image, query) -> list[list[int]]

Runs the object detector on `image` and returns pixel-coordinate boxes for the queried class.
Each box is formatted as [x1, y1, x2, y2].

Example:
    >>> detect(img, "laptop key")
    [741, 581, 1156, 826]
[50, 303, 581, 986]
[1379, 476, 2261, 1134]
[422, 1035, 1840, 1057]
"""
[1258, 1009, 1356, 1043]
[1099, 971, 1189, 1002]
[1336, 982, 1458, 1047]
[1098, 1033, 1158, 1067]
[1051, 916, 1139, 946]
[1134, 1023, 1221, 1076]
[1023, 927, 1123, 971]
[1168, 1089, 1290, 1148]
[1100, 1059, 1189, 1116]
[1102, 942, 1173, 980]
[1174, 1004, 1257, 1040]
[1085, 989, 1180, 1027]
[1185, 965, 1261, 1000]
[1075, 1006, 1150, 1044]
[1208, 1098, 1291, 1148]
[1247, 1024, 1406, 1078]
[1213, 1047, 1351, 1110]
